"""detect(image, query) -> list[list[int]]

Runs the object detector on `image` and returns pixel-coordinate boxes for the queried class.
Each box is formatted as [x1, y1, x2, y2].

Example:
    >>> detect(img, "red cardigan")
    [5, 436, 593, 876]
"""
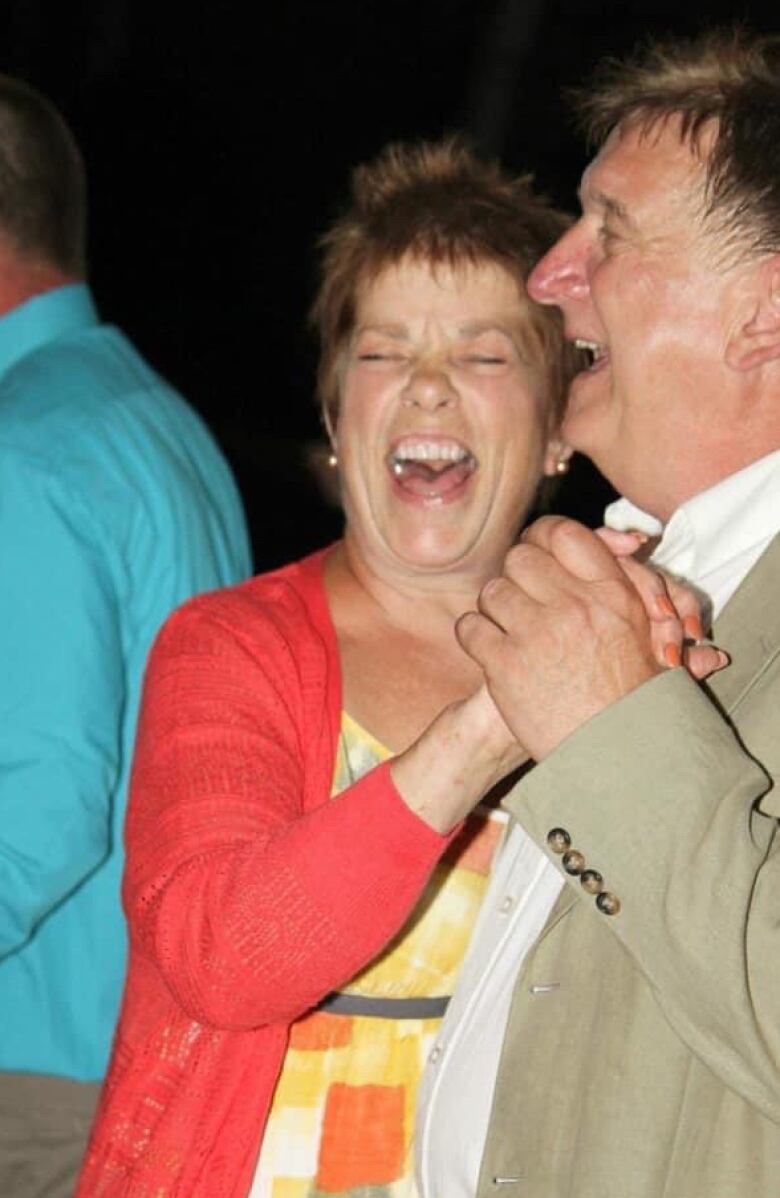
[78, 548, 453, 1196]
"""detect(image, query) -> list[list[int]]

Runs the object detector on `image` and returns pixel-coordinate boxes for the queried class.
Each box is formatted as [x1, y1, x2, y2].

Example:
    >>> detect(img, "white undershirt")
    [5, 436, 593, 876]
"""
[415, 448, 780, 1198]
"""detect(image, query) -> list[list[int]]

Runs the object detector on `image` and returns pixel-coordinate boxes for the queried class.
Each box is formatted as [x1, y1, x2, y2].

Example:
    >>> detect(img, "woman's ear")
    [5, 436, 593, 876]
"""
[542, 437, 573, 477]
[726, 254, 780, 372]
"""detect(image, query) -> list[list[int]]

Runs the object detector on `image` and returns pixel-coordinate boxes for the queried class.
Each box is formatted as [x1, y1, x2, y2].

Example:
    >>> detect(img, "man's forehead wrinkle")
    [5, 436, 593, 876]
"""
[577, 174, 635, 227]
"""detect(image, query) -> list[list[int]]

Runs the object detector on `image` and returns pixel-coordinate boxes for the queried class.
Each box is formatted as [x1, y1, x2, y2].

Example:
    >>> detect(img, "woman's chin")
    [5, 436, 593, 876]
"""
[379, 527, 495, 577]
[344, 493, 511, 581]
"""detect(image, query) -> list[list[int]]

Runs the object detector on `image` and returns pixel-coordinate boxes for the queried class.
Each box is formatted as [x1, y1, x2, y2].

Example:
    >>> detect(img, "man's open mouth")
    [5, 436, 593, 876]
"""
[573, 338, 609, 372]
[387, 437, 477, 498]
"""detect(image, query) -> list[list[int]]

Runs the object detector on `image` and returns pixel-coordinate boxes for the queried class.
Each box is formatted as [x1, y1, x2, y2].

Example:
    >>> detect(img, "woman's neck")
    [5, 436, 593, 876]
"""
[324, 538, 510, 752]
[327, 537, 501, 636]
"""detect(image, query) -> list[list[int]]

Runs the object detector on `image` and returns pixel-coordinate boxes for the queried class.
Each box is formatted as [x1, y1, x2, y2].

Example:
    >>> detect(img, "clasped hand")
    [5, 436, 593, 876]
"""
[457, 516, 727, 762]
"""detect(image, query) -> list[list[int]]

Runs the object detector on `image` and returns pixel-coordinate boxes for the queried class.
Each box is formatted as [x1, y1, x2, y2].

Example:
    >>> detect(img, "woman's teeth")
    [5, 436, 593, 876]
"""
[388, 440, 477, 487]
[392, 441, 470, 464]
[390, 441, 474, 475]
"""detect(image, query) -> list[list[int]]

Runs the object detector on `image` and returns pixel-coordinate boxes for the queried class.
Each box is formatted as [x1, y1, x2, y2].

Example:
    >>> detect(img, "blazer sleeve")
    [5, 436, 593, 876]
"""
[509, 666, 780, 1124]
[0, 453, 121, 958]
[123, 596, 452, 1030]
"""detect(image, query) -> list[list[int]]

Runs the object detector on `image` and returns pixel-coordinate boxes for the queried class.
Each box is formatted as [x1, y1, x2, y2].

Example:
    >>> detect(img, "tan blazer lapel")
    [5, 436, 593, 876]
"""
[705, 531, 780, 714]
[538, 877, 576, 935]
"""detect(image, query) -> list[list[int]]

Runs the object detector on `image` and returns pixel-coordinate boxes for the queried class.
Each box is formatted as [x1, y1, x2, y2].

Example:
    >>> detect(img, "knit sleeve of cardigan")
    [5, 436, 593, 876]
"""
[122, 579, 454, 1030]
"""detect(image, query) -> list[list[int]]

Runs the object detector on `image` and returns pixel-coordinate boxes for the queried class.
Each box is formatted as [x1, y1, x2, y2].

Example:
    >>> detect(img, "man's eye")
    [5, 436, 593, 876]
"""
[462, 355, 506, 365]
[358, 352, 401, 361]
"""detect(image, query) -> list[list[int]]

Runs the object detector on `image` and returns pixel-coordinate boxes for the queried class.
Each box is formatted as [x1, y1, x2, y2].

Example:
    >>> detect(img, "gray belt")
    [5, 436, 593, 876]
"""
[318, 992, 450, 1019]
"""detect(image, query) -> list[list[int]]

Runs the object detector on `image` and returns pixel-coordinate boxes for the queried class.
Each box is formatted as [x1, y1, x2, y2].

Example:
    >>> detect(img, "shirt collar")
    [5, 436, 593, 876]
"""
[604, 449, 780, 615]
[0, 283, 99, 380]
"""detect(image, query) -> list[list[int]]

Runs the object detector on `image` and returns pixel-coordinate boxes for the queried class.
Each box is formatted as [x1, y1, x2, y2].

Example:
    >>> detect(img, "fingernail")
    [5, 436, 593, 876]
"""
[656, 595, 676, 618]
[664, 642, 682, 668]
[716, 649, 730, 669]
[683, 614, 704, 641]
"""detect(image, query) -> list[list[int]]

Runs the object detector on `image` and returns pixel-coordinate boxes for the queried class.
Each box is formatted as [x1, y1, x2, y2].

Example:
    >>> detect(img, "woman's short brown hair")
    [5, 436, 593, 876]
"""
[311, 138, 578, 438]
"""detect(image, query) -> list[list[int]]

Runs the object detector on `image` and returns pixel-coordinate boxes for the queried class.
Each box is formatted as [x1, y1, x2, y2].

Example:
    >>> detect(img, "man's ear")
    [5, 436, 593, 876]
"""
[542, 436, 573, 477]
[726, 254, 780, 372]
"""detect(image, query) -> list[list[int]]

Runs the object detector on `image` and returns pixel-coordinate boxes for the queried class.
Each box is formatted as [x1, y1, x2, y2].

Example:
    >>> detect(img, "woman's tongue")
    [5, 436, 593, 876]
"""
[391, 457, 474, 497]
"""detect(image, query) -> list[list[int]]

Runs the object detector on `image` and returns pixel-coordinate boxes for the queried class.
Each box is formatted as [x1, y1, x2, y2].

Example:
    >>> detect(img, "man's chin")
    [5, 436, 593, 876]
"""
[560, 407, 601, 458]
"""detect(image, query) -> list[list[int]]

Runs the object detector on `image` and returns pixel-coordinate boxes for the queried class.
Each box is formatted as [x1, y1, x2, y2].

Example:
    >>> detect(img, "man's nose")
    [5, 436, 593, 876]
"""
[528, 228, 590, 306]
[402, 366, 456, 410]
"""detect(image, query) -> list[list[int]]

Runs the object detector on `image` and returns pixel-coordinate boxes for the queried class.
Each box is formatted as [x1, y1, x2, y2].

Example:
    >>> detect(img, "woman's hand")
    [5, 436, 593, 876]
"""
[390, 685, 528, 835]
[596, 527, 728, 681]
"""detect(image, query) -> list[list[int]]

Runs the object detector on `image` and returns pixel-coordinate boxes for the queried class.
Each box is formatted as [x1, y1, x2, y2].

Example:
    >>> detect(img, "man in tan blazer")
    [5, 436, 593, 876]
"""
[416, 30, 780, 1197]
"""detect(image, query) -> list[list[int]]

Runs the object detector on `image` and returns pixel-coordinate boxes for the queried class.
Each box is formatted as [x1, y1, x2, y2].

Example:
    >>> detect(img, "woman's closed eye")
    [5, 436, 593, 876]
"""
[455, 329, 519, 368]
[456, 347, 514, 370]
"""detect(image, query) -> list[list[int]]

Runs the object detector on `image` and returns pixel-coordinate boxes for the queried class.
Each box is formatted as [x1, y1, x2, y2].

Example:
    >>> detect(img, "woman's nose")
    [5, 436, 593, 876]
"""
[402, 366, 456, 410]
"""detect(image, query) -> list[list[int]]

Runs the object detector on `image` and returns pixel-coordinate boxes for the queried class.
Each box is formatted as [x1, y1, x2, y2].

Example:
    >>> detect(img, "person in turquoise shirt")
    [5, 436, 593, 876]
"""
[0, 76, 252, 1195]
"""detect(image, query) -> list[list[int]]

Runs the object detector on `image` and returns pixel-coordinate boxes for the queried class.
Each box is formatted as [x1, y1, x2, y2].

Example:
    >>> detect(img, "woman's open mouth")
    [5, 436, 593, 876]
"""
[386, 437, 477, 502]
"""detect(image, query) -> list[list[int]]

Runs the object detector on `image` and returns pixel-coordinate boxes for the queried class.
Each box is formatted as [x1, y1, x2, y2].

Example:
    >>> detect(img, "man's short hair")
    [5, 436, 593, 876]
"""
[311, 138, 578, 437]
[577, 29, 780, 261]
[0, 74, 87, 276]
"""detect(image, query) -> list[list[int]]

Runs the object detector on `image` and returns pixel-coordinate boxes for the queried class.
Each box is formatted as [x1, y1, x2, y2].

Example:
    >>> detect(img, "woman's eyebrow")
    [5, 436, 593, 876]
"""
[457, 320, 516, 338]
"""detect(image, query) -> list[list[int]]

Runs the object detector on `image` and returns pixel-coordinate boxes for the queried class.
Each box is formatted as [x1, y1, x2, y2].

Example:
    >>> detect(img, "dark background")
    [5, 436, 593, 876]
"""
[2, 0, 776, 570]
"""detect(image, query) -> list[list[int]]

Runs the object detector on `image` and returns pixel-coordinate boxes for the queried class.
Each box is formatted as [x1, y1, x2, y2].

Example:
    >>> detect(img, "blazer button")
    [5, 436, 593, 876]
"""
[596, 891, 621, 916]
[562, 849, 586, 876]
[547, 827, 571, 854]
[580, 868, 603, 895]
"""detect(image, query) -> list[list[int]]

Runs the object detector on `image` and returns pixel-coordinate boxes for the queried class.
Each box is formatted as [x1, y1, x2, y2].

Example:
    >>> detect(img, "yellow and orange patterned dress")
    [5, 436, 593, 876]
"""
[250, 712, 505, 1198]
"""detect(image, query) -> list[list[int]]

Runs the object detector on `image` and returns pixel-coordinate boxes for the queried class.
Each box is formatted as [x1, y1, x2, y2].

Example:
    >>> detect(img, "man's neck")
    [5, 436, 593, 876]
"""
[0, 247, 76, 318]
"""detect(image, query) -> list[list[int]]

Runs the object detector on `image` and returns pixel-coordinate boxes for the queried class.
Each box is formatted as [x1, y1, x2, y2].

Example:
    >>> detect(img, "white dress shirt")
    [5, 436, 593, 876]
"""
[606, 447, 780, 624]
[416, 448, 780, 1198]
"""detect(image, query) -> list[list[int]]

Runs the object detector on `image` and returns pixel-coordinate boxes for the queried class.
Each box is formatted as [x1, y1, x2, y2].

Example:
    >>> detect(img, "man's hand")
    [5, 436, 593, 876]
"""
[456, 517, 670, 761]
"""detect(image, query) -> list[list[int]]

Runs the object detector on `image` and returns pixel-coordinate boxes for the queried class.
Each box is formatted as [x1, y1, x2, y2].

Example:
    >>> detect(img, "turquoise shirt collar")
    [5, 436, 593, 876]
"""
[0, 283, 99, 380]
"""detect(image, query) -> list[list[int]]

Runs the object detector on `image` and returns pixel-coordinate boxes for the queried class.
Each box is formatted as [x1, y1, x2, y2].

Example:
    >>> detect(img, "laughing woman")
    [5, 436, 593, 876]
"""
[79, 141, 579, 1196]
